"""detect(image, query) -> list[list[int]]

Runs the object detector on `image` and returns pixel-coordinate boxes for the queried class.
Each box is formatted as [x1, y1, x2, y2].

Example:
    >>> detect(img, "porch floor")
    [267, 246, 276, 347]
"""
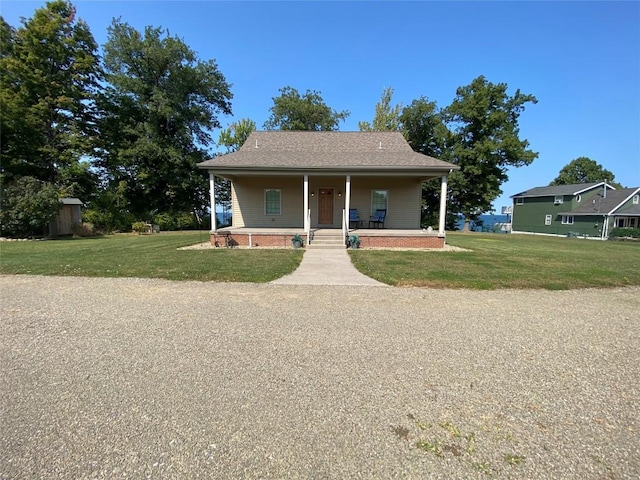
[214, 227, 443, 237]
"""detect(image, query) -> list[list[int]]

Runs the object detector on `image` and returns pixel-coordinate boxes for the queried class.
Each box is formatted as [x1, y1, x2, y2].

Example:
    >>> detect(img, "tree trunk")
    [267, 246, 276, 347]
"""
[462, 219, 471, 232]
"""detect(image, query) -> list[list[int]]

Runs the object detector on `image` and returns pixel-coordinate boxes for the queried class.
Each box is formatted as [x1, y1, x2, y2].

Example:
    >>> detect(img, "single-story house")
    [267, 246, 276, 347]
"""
[48, 197, 82, 237]
[196, 131, 459, 248]
[510, 182, 640, 238]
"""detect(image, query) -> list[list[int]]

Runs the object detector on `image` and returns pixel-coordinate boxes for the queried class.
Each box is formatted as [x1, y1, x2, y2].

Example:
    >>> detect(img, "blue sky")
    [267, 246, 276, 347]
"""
[2, 0, 639, 211]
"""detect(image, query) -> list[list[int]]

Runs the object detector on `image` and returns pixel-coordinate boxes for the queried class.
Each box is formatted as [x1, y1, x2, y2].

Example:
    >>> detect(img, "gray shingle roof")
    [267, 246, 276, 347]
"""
[60, 198, 82, 205]
[560, 188, 640, 215]
[511, 182, 603, 198]
[197, 131, 458, 171]
[616, 204, 640, 215]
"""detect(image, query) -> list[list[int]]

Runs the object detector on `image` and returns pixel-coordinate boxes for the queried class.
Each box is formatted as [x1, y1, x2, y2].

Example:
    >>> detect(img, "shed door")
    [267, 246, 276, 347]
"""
[318, 189, 334, 225]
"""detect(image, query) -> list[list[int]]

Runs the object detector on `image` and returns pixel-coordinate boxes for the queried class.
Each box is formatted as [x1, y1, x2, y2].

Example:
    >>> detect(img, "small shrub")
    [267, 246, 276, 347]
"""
[83, 209, 134, 233]
[71, 222, 95, 237]
[153, 212, 176, 231]
[152, 212, 199, 231]
[609, 227, 640, 239]
[176, 212, 198, 230]
[132, 221, 147, 234]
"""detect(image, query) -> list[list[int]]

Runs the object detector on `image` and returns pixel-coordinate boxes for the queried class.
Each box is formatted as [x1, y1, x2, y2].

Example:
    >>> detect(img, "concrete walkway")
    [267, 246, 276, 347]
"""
[271, 248, 385, 286]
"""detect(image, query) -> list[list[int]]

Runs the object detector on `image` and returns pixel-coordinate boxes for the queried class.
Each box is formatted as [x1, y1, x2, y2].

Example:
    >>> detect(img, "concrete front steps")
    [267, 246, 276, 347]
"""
[307, 229, 346, 249]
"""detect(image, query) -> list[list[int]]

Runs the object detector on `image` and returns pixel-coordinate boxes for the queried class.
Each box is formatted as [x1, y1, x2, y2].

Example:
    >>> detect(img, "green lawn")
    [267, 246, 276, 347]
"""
[0, 231, 303, 283]
[349, 232, 640, 289]
[2, 231, 639, 289]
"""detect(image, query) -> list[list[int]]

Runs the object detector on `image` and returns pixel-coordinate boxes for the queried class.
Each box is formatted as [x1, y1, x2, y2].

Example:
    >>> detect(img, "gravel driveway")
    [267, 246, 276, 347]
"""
[1, 275, 638, 479]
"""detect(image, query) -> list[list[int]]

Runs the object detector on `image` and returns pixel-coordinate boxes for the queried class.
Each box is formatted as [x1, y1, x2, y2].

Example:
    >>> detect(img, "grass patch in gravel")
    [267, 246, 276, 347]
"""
[350, 232, 640, 289]
[401, 414, 526, 477]
[0, 231, 303, 282]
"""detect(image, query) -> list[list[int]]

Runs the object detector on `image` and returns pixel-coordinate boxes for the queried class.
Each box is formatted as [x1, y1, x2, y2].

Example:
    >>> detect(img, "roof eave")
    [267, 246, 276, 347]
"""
[510, 182, 608, 198]
[197, 165, 459, 175]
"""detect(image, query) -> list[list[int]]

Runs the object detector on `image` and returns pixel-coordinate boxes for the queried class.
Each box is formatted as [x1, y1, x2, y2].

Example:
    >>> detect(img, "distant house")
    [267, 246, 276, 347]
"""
[510, 182, 640, 238]
[48, 198, 82, 237]
[197, 131, 459, 248]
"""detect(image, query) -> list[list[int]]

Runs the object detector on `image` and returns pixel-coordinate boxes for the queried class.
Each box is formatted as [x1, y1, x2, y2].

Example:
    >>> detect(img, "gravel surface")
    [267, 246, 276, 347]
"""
[1, 275, 638, 479]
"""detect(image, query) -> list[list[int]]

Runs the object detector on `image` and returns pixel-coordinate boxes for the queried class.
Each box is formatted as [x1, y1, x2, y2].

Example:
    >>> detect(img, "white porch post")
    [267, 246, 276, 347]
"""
[345, 175, 351, 230]
[303, 174, 309, 231]
[209, 172, 217, 233]
[438, 175, 448, 235]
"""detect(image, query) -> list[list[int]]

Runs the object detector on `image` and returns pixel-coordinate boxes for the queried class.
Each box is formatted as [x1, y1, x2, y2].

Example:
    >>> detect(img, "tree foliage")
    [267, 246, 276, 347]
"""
[264, 86, 349, 131]
[400, 97, 448, 159]
[0, 177, 61, 237]
[550, 157, 622, 188]
[215, 118, 256, 219]
[0, 0, 100, 185]
[444, 75, 538, 228]
[359, 78, 538, 228]
[399, 97, 452, 227]
[0, 1, 100, 236]
[218, 118, 256, 153]
[358, 87, 402, 132]
[96, 19, 233, 221]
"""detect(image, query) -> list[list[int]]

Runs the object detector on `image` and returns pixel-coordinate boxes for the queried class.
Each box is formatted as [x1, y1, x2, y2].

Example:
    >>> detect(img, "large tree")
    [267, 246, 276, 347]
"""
[550, 156, 622, 188]
[96, 19, 232, 221]
[0, 1, 99, 184]
[264, 86, 349, 131]
[0, 1, 100, 236]
[444, 75, 538, 230]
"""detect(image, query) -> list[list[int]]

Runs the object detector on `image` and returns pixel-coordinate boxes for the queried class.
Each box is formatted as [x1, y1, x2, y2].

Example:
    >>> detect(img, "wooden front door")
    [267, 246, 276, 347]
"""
[318, 188, 334, 225]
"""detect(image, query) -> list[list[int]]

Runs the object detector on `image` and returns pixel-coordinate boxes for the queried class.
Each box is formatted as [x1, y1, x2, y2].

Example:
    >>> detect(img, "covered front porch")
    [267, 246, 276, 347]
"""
[208, 172, 450, 249]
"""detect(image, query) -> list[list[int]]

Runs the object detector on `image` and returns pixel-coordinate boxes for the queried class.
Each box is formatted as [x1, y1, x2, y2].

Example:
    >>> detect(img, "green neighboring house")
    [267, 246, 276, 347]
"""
[510, 182, 640, 239]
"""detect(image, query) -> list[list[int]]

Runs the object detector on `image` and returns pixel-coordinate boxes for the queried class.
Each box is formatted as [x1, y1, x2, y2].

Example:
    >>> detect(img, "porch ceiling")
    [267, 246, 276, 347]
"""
[213, 227, 443, 237]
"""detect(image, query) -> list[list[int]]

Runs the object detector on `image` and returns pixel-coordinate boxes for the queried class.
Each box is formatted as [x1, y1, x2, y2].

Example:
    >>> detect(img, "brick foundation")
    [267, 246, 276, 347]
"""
[211, 233, 297, 248]
[357, 235, 445, 249]
[210, 232, 446, 249]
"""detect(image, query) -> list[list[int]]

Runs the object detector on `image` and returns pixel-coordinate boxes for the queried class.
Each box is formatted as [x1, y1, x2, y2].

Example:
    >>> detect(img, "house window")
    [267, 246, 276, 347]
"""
[633, 195, 639, 205]
[576, 194, 582, 203]
[561, 215, 574, 225]
[515, 197, 524, 205]
[545, 214, 552, 225]
[371, 189, 388, 215]
[554, 195, 564, 204]
[616, 218, 626, 228]
[265, 189, 281, 215]
[630, 218, 637, 228]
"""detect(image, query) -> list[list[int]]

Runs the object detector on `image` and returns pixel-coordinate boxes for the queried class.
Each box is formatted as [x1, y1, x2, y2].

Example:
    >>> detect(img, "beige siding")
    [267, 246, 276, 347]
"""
[231, 183, 244, 227]
[230, 175, 424, 229]
[349, 177, 422, 229]
[233, 176, 304, 228]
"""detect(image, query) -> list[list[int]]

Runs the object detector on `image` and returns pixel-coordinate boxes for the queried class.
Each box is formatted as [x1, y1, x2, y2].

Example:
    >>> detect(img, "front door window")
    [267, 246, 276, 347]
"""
[318, 189, 333, 225]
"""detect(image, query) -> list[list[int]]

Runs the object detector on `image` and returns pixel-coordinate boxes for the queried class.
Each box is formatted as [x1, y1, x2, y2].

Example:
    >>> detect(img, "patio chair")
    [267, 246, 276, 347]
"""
[368, 209, 387, 229]
[349, 208, 360, 228]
